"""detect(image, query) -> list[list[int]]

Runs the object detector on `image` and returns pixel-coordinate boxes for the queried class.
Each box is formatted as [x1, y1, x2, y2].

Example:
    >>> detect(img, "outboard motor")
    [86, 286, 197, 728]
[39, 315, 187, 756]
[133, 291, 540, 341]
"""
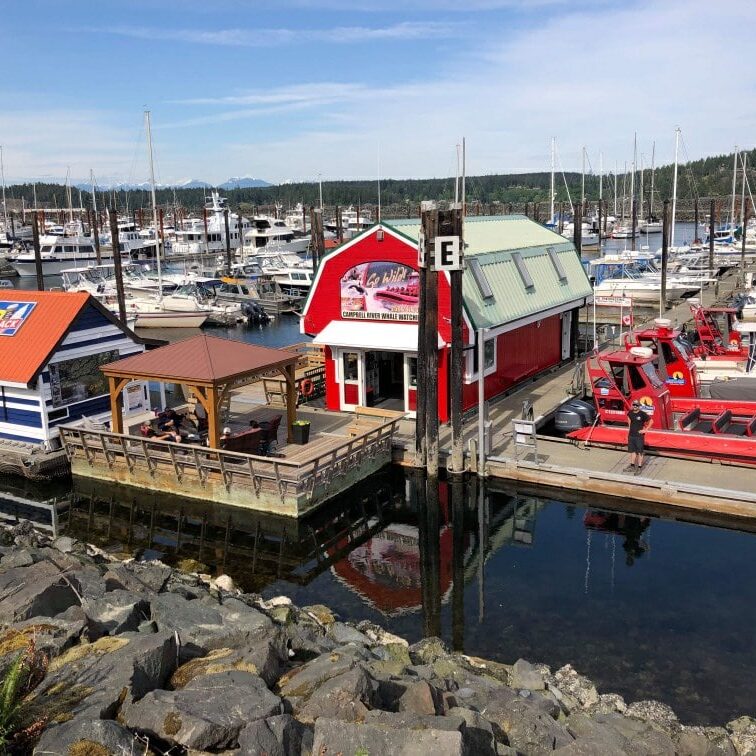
[554, 398, 597, 435]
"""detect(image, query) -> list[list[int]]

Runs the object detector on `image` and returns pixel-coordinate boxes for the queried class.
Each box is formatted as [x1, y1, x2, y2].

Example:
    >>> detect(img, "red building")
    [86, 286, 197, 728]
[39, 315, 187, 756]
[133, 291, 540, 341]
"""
[302, 216, 592, 422]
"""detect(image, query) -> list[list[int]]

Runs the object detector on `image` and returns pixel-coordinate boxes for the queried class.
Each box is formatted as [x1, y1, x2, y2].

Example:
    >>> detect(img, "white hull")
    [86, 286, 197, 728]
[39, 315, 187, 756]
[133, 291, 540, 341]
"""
[11, 254, 114, 277]
[131, 310, 207, 328]
[594, 282, 695, 302]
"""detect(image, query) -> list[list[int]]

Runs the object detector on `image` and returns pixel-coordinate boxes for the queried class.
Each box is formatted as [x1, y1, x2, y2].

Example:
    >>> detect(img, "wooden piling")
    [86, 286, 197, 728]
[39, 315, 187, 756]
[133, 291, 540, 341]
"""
[445, 206, 464, 473]
[573, 201, 582, 255]
[32, 212, 44, 291]
[709, 199, 716, 276]
[109, 210, 127, 325]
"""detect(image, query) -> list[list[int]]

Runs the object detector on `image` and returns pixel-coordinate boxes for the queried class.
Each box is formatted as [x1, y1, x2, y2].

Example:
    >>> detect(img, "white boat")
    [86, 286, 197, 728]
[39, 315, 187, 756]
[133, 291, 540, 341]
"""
[245, 251, 314, 295]
[160, 281, 243, 325]
[170, 191, 250, 259]
[610, 224, 640, 239]
[8, 234, 122, 277]
[243, 216, 310, 256]
[99, 217, 157, 258]
[639, 219, 663, 233]
[121, 298, 208, 329]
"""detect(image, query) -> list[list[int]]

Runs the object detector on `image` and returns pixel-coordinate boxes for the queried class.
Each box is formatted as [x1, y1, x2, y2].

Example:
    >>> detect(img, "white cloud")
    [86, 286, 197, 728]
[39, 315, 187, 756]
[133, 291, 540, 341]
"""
[88, 20, 461, 47]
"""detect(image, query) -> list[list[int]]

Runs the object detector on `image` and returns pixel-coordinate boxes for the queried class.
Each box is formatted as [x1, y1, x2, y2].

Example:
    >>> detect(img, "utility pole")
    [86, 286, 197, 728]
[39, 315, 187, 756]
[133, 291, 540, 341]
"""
[32, 211, 44, 291]
[109, 208, 127, 325]
[660, 199, 669, 315]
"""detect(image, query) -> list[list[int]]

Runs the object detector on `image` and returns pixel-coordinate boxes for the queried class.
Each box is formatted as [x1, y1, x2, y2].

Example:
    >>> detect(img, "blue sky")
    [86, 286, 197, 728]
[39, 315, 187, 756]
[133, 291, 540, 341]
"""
[1, 0, 754, 185]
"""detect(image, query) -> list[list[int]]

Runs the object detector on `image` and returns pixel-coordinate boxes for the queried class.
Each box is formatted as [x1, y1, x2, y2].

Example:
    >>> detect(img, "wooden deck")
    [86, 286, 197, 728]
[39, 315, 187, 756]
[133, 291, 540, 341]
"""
[60, 408, 402, 518]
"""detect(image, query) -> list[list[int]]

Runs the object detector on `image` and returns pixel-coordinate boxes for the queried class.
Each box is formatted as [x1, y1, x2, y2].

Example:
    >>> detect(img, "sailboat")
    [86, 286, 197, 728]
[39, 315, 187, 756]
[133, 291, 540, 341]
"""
[113, 111, 208, 329]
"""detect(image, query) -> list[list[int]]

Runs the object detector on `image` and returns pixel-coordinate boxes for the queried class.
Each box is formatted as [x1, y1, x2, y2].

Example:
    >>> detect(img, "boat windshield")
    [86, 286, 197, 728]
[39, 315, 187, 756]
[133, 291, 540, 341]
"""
[641, 362, 664, 388]
[674, 336, 693, 361]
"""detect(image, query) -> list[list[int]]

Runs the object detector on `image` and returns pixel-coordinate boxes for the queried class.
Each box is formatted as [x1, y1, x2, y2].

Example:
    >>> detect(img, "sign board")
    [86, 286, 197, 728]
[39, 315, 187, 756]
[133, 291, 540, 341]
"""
[341, 261, 419, 322]
[0, 301, 36, 336]
[593, 295, 632, 308]
[432, 236, 463, 271]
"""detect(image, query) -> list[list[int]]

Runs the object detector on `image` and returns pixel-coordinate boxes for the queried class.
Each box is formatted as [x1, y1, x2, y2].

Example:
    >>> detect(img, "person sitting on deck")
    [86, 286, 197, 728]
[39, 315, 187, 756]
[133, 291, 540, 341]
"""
[219, 427, 233, 448]
[140, 421, 182, 443]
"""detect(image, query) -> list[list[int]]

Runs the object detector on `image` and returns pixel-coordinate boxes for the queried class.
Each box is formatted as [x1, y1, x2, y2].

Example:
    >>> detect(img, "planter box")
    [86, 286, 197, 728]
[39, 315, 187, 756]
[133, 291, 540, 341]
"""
[291, 422, 310, 445]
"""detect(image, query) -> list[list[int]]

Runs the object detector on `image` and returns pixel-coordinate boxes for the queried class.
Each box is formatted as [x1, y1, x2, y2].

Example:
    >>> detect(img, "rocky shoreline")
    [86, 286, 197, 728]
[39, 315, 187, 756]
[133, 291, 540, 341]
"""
[0, 522, 752, 755]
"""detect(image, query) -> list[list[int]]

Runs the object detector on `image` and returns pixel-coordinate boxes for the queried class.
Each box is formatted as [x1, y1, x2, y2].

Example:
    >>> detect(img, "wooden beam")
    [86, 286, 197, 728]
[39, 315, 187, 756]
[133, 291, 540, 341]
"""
[283, 363, 297, 443]
[206, 385, 221, 449]
[108, 376, 129, 434]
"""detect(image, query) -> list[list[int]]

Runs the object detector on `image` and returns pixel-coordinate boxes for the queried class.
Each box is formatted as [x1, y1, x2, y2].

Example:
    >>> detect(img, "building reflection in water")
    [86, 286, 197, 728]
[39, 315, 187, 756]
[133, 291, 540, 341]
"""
[0, 470, 650, 652]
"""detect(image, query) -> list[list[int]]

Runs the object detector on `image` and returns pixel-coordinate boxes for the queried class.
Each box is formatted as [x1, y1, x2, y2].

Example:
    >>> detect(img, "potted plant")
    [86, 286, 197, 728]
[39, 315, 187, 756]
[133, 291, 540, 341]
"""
[291, 419, 311, 445]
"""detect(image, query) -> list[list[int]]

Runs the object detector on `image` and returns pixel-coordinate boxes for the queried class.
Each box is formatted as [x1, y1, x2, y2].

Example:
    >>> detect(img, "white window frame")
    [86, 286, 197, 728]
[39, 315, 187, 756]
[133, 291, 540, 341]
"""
[464, 335, 497, 382]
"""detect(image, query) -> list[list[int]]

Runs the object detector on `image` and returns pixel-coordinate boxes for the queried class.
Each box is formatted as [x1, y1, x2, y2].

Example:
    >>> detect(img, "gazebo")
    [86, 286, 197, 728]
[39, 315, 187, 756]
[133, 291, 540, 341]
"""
[101, 334, 300, 449]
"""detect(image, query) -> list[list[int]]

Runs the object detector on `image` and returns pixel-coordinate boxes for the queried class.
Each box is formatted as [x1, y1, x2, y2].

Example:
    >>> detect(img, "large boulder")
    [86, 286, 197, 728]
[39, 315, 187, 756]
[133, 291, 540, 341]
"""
[312, 715, 465, 756]
[34, 718, 139, 755]
[296, 666, 379, 723]
[547, 664, 599, 713]
[28, 630, 177, 741]
[237, 713, 313, 755]
[482, 686, 574, 754]
[104, 561, 172, 594]
[277, 644, 373, 699]
[124, 670, 282, 751]
[0, 614, 86, 673]
[726, 716, 756, 756]
[0, 560, 82, 624]
[677, 726, 737, 756]
[511, 658, 546, 691]
[149, 594, 273, 657]
[83, 589, 150, 639]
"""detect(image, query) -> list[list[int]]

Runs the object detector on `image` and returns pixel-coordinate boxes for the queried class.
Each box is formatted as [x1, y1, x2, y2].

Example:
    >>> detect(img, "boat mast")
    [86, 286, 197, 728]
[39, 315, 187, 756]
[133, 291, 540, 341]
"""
[90, 170, 98, 231]
[614, 161, 618, 218]
[581, 146, 585, 207]
[671, 127, 680, 248]
[0, 145, 7, 231]
[639, 152, 644, 231]
[550, 137, 555, 224]
[630, 133, 636, 232]
[730, 146, 738, 230]
[145, 109, 163, 301]
[739, 150, 746, 234]
[649, 141, 655, 220]
[599, 151, 603, 207]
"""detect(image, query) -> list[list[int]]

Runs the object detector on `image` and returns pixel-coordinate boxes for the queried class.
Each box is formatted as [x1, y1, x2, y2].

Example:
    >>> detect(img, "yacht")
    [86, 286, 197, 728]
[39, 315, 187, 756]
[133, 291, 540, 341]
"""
[160, 281, 243, 325]
[639, 218, 663, 233]
[7, 234, 121, 277]
[242, 215, 310, 256]
[99, 218, 157, 259]
[170, 191, 250, 259]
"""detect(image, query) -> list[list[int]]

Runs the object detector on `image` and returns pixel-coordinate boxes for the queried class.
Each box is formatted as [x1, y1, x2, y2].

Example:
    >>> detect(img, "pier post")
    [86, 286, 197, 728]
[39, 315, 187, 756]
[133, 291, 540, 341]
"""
[558, 202, 564, 234]
[415, 204, 430, 469]
[32, 212, 44, 291]
[447, 204, 465, 474]
[660, 199, 670, 314]
[109, 208, 127, 325]
[451, 473, 465, 650]
[573, 200, 582, 256]
[335, 205, 343, 243]
[709, 199, 716, 279]
[223, 208, 232, 275]
[90, 209, 101, 265]
[422, 205, 440, 479]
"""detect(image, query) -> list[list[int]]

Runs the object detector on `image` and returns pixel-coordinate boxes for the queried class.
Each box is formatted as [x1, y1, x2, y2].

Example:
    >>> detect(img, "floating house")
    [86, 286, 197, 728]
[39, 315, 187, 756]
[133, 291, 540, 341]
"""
[301, 216, 593, 420]
[0, 290, 146, 476]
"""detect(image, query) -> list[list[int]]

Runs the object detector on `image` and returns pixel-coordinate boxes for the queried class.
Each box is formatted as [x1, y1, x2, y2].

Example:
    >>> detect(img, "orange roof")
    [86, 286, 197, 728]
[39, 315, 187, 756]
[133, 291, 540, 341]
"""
[0, 290, 90, 386]
[101, 334, 299, 385]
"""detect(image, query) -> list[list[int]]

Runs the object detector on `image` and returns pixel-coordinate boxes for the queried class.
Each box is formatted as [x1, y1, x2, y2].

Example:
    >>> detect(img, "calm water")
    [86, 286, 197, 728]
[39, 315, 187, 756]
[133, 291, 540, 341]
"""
[2, 470, 754, 727]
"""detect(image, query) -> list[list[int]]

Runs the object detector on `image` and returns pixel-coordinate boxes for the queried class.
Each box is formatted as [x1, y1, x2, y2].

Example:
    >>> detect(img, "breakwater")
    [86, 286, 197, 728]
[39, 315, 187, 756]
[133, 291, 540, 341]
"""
[0, 522, 753, 754]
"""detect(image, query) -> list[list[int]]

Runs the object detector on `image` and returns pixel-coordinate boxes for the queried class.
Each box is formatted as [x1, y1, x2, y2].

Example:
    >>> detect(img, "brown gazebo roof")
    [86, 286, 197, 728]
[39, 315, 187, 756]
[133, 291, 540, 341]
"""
[101, 334, 298, 386]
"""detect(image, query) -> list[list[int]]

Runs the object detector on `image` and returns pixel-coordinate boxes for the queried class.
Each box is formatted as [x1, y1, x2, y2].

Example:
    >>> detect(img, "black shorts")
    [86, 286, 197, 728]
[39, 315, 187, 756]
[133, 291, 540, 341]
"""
[628, 435, 644, 454]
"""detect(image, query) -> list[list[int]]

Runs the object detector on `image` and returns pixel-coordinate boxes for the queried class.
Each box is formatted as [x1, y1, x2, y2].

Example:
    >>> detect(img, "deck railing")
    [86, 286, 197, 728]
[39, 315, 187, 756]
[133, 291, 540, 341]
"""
[59, 417, 399, 510]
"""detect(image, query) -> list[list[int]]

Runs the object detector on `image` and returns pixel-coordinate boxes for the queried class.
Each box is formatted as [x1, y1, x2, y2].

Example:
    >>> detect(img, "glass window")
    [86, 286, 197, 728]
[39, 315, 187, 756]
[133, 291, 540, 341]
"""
[642, 362, 664, 388]
[484, 338, 496, 370]
[49, 350, 119, 407]
[408, 357, 418, 387]
[343, 352, 359, 381]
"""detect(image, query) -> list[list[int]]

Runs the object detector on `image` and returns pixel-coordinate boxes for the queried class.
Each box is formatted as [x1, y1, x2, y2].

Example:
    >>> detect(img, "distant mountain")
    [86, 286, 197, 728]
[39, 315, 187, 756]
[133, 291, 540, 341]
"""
[174, 179, 212, 189]
[219, 176, 273, 189]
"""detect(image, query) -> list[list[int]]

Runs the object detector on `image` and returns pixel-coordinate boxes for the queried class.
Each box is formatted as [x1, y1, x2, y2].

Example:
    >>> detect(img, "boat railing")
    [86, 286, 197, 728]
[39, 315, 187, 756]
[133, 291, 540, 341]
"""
[58, 417, 400, 509]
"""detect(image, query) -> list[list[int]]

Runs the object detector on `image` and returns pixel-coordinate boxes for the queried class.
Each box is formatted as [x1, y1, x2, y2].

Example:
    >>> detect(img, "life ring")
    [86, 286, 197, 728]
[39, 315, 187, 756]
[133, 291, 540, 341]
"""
[300, 379, 315, 397]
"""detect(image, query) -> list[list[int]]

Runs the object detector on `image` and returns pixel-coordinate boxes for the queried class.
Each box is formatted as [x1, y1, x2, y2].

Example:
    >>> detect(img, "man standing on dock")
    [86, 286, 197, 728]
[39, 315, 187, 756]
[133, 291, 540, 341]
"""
[625, 400, 652, 474]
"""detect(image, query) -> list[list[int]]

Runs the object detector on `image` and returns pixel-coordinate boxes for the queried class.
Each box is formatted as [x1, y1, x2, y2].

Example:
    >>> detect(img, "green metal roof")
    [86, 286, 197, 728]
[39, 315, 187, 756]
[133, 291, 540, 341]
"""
[385, 215, 593, 331]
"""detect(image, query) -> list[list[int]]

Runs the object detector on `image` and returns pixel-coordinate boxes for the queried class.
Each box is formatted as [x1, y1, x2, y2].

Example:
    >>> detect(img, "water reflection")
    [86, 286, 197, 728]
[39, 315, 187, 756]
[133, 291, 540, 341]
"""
[0, 469, 754, 726]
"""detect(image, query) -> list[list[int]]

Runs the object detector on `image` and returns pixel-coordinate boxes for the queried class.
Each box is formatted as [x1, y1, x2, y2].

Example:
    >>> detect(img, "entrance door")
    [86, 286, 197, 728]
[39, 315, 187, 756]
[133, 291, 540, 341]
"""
[339, 350, 363, 410]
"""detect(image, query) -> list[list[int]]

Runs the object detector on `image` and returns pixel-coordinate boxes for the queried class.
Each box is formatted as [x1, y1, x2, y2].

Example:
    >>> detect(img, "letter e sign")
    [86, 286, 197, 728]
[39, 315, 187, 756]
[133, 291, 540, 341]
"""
[432, 236, 462, 271]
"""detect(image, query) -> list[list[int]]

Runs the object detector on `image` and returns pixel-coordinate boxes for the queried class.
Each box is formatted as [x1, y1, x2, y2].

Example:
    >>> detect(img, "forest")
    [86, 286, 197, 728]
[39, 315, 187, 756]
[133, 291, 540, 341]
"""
[5, 148, 755, 213]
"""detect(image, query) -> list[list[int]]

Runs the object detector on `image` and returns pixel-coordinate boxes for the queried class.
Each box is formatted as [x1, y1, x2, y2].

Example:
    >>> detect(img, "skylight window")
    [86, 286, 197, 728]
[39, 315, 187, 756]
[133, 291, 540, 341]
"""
[468, 258, 494, 300]
[512, 252, 534, 290]
[548, 247, 567, 282]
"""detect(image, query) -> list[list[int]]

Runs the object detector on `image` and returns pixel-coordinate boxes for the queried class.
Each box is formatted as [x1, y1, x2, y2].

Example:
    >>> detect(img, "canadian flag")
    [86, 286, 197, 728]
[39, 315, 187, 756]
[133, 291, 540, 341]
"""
[622, 313, 634, 327]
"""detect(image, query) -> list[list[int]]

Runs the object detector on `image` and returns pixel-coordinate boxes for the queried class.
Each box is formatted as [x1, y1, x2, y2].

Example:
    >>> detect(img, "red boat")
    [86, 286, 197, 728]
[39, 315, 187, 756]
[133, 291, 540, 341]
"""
[689, 301, 749, 361]
[568, 347, 756, 465]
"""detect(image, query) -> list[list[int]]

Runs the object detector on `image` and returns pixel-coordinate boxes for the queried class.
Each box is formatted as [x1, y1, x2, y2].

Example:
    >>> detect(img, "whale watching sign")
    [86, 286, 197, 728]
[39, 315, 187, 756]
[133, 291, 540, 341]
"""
[0, 301, 36, 336]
